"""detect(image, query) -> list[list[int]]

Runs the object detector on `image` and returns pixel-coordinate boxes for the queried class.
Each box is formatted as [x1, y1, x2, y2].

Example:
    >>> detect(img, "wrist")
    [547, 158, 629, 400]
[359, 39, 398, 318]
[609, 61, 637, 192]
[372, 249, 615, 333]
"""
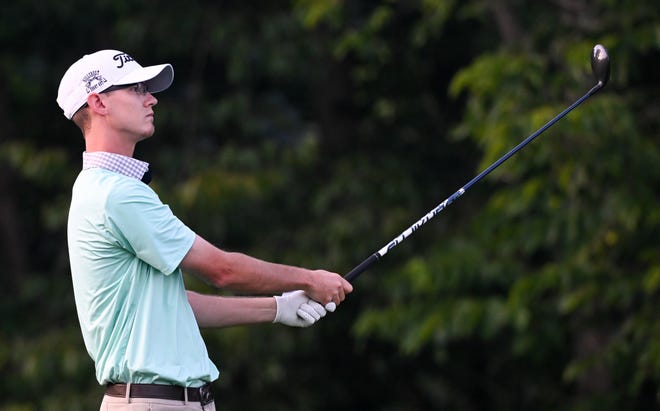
[300, 269, 314, 295]
[270, 296, 278, 323]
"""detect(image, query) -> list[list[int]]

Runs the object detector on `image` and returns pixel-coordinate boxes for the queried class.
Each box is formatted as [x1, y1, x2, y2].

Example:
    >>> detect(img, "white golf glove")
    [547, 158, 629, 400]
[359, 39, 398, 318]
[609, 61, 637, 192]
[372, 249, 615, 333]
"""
[274, 290, 328, 327]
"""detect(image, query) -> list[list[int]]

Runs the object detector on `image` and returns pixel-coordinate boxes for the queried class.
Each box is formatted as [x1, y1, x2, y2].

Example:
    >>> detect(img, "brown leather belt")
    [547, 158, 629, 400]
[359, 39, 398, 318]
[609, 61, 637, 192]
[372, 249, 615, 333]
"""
[105, 383, 214, 405]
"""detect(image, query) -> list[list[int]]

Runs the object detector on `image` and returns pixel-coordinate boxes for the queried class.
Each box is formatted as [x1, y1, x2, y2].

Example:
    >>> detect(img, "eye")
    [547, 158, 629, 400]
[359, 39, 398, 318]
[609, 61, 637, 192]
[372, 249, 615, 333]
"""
[133, 83, 149, 95]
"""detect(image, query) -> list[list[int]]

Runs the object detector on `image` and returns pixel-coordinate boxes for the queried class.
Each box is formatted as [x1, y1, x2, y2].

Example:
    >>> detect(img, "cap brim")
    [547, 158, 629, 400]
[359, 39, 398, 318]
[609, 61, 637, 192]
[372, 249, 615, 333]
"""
[114, 64, 173, 93]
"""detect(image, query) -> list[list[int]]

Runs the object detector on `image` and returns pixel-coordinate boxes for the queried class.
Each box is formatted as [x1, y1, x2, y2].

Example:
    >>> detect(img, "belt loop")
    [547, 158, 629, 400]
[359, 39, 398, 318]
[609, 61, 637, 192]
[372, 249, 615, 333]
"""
[125, 383, 132, 404]
[184, 386, 188, 405]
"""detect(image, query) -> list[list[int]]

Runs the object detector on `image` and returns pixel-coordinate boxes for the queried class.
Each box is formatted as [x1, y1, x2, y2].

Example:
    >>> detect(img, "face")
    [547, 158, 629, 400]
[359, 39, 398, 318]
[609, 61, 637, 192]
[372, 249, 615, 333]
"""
[100, 82, 158, 142]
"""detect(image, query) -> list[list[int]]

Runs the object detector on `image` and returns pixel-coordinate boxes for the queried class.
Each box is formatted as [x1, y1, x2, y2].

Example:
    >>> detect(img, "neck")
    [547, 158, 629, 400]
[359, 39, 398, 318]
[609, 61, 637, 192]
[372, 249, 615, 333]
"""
[84, 131, 137, 157]
[85, 142, 135, 157]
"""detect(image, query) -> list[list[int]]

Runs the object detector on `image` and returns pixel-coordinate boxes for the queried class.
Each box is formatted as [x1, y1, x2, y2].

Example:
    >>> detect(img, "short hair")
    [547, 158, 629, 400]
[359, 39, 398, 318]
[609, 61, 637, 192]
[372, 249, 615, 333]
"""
[72, 106, 90, 135]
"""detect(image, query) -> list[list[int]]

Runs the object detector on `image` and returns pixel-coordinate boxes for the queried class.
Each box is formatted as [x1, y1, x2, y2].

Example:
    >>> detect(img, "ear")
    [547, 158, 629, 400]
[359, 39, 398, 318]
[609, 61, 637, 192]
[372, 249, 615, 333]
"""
[86, 93, 108, 115]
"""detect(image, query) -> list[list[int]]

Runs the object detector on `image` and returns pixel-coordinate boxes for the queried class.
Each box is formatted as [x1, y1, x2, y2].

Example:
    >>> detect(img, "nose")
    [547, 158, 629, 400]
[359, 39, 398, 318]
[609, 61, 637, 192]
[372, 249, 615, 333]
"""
[145, 92, 157, 107]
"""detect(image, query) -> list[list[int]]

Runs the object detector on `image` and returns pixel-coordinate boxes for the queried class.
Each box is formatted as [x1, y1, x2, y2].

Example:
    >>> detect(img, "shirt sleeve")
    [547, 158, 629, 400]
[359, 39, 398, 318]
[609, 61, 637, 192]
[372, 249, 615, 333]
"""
[104, 179, 196, 275]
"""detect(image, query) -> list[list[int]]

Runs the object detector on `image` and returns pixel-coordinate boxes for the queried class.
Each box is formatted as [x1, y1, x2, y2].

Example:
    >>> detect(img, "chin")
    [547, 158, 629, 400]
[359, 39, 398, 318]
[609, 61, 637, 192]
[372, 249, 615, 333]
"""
[137, 129, 156, 142]
[144, 126, 156, 137]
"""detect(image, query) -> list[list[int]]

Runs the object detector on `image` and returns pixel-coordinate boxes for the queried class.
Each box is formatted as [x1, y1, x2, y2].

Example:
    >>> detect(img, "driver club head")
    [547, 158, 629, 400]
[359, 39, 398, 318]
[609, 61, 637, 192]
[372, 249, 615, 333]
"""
[591, 44, 610, 87]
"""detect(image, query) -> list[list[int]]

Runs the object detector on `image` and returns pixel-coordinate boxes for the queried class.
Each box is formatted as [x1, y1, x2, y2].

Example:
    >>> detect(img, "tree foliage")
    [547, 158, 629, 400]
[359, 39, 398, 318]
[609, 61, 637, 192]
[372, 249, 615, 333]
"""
[1, 0, 658, 410]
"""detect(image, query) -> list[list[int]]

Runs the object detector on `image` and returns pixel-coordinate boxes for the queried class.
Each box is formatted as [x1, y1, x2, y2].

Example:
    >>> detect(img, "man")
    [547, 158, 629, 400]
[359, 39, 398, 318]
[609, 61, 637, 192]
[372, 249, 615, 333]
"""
[57, 49, 353, 411]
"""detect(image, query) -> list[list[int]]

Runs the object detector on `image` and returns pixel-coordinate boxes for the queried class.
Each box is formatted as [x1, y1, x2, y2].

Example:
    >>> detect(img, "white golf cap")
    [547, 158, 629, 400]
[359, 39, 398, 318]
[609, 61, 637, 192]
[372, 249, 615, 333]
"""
[57, 49, 173, 119]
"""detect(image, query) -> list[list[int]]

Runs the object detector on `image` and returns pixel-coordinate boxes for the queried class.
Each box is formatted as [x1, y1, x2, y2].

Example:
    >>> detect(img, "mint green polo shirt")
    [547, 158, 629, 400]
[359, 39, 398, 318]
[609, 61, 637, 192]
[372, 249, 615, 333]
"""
[67, 167, 219, 386]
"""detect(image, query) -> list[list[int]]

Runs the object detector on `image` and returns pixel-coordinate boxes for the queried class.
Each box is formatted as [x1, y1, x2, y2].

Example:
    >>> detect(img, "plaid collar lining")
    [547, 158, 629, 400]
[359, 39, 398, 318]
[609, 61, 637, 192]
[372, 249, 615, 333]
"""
[82, 151, 150, 181]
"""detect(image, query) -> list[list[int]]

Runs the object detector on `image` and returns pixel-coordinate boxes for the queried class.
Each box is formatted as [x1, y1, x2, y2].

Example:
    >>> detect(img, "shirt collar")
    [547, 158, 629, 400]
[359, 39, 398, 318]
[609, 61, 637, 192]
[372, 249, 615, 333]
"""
[82, 151, 150, 181]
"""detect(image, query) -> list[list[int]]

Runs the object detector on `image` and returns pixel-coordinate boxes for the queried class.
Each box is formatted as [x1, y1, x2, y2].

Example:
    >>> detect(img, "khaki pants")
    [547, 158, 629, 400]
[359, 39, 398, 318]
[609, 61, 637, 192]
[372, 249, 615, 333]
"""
[100, 394, 216, 410]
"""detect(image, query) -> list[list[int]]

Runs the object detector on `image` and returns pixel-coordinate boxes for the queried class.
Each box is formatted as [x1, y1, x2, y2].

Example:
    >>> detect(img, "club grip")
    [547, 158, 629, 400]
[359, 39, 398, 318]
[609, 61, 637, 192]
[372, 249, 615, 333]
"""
[344, 253, 380, 282]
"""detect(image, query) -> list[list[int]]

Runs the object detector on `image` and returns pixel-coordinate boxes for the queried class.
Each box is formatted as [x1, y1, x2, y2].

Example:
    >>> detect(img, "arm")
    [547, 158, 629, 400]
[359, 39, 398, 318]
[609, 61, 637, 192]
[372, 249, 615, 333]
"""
[187, 291, 275, 328]
[180, 235, 353, 306]
[187, 290, 329, 329]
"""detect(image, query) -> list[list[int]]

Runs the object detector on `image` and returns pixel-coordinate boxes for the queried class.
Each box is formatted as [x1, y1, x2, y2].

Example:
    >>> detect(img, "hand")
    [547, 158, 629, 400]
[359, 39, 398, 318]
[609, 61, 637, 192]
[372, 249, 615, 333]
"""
[274, 290, 327, 328]
[305, 270, 353, 308]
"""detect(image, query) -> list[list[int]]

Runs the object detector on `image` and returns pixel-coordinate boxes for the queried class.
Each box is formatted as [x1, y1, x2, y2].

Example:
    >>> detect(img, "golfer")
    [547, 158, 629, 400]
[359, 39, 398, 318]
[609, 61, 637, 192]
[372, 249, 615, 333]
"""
[57, 49, 353, 411]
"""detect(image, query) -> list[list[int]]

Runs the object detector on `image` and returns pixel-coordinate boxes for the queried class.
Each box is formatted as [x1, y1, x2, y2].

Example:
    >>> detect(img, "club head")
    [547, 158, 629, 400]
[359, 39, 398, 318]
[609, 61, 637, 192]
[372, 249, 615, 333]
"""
[591, 44, 610, 87]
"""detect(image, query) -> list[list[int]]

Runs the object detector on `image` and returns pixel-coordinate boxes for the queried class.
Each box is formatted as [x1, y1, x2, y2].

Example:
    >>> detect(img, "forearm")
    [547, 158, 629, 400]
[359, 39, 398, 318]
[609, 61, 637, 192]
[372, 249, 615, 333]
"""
[181, 235, 352, 305]
[182, 236, 312, 294]
[215, 250, 314, 294]
[187, 291, 276, 328]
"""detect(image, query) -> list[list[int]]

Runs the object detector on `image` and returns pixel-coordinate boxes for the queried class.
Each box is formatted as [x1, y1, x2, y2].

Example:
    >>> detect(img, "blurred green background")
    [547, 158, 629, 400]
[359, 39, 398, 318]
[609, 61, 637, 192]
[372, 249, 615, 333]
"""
[1, 0, 658, 409]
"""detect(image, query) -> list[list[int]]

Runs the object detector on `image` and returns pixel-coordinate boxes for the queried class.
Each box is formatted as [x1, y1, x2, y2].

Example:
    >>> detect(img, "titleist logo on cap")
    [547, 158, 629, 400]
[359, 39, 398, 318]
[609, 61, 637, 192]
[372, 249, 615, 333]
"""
[113, 53, 135, 69]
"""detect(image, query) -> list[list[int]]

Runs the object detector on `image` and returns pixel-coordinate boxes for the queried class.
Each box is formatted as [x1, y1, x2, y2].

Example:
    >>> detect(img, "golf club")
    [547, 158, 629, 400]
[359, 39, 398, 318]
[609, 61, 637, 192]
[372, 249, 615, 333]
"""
[344, 44, 610, 282]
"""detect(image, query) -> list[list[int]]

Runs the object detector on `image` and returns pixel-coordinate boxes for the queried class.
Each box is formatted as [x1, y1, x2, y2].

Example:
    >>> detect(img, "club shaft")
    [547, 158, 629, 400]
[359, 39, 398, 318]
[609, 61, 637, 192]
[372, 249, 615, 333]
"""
[344, 82, 603, 282]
